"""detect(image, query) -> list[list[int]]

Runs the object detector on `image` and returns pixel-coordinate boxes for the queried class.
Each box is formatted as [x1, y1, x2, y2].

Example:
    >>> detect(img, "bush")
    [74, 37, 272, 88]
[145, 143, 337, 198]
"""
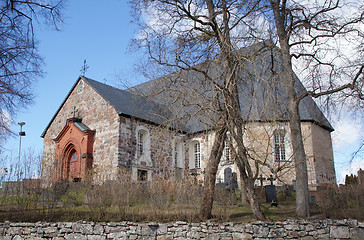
[61, 187, 89, 206]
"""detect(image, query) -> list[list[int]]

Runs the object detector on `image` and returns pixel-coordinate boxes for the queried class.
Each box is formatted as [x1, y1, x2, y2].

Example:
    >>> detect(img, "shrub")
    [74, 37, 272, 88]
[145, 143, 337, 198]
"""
[61, 187, 89, 206]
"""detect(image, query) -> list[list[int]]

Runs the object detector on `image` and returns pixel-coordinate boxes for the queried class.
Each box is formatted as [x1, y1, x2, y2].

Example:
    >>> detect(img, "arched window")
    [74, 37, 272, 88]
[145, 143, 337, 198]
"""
[135, 126, 151, 165]
[225, 142, 231, 162]
[78, 80, 84, 94]
[273, 131, 286, 162]
[137, 131, 144, 156]
[224, 136, 233, 164]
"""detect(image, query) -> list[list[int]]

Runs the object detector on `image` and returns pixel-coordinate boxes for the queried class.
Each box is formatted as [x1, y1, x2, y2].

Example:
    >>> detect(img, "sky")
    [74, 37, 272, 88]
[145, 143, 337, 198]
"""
[1, 0, 363, 184]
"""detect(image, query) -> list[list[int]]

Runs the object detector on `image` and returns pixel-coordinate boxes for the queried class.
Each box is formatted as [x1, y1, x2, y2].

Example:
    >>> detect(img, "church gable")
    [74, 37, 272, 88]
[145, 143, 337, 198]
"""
[41, 77, 120, 139]
[41, 77, 121, 186]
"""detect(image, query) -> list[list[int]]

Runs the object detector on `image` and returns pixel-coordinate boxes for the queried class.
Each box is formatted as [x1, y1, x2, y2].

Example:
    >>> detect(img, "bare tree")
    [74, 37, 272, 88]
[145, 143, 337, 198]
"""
[129, 0, 362, 220]
[265, 0, 364, 217]
[0, 0, 65, 137]
[129, 0, 290, 220]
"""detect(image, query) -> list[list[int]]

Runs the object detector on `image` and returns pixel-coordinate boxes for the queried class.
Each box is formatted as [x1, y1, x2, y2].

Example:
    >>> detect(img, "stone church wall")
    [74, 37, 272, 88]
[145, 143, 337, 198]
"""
[41, 79, 120, 187]
[41, 79, 336, 189]
[211, 122, 335, 189]
[118, 116, 184, 181]
[310, 123, 336, 186]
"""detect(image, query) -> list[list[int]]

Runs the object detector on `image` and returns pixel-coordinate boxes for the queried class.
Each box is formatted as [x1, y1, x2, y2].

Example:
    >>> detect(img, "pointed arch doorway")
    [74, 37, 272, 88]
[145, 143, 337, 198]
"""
[53, 118, 95, 183]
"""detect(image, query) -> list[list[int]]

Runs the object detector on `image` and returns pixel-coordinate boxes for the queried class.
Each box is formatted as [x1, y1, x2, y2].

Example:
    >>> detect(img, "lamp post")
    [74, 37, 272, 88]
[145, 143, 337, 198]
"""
[18, 122, 25, 181]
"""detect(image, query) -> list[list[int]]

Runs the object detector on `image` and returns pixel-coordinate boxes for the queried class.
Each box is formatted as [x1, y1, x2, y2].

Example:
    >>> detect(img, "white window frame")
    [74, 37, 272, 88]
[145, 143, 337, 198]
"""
[194, 142, 201, 169]
[189, 139, 201, 170]
[273, 130, 286, 162]
[223, 136, 233, 164]
[137, 131, 144, 156]
[135, 126, 151, 165]
[173, 137, 184, 169]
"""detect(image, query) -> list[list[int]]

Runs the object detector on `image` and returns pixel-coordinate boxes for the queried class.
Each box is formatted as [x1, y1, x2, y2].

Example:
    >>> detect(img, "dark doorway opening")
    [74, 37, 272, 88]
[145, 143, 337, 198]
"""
[137, 169, 148, 181]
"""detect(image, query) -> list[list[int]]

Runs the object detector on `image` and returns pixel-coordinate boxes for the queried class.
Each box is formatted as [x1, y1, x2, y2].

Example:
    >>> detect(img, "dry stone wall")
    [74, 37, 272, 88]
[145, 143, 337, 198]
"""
[1, 219, 363, 240]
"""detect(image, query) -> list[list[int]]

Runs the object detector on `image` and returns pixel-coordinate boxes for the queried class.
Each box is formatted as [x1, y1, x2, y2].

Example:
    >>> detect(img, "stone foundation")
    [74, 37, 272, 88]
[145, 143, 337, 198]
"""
[1, 219, 363, 239]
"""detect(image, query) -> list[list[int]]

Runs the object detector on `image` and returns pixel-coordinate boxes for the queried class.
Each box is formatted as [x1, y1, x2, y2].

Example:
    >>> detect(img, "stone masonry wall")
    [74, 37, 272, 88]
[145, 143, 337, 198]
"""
[310, 123, 336, 185]
[118, 115, 184, 180]
[205, 122, 336, 189]
[1, 219, 363, 239]
[42, 79, 120, 187]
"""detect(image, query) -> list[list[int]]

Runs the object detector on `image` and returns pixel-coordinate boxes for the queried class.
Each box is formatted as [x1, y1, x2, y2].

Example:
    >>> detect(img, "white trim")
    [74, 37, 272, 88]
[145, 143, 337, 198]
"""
[189, 139, 201, 169]
[131, 166, 152, 182]
[173, 136, 184, 169]
[270, 126, 292, 163]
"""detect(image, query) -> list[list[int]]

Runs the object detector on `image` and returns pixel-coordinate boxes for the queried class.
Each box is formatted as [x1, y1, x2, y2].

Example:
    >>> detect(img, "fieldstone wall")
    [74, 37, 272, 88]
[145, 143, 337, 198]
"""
[118, 116, 183, 181]
[42, 78, 121, 187]
[1, 219, 363, 240]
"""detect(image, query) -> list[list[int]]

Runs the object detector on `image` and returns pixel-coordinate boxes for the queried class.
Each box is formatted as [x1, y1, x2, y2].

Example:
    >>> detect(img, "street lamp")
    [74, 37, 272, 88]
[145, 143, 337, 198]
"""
[18, 122, 25, 181]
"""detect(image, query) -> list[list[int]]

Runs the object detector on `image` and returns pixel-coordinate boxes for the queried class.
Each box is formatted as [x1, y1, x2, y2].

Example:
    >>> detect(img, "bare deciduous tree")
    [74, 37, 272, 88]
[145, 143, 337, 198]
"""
[129, 0, 363, 220]
[266, 0, 364, 217]
[0, 0, 65, 137]
[129, 0, 285, 220]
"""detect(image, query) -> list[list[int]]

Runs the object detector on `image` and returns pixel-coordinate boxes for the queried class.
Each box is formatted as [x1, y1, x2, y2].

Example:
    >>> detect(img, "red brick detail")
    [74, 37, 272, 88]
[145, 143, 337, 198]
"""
[53, 118, 95, 183]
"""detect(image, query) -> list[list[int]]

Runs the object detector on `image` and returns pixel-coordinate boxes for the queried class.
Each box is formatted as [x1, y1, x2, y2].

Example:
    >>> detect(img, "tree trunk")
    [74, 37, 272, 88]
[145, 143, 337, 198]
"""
[270, 1, 310, 218]
[288, 101, 310, 217]
[238, 164, 266, 220]
[199, 127, 227, 220]
[235, 154, 266, 220]
[280, 42, 310, 218]
[246, 178, 266, 220]
[239, 174, 249, 204]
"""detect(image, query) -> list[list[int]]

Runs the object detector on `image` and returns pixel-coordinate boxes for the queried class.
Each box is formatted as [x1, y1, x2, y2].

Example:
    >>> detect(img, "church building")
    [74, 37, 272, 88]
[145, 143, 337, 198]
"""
[41, 48, 337, 190]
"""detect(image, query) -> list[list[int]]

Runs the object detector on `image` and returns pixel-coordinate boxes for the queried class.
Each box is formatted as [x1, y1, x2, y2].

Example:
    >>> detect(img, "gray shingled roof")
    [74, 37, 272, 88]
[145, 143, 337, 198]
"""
[129, 45, 334, 133]
[41, 76, 184, 138]
[82, 77, 177, 127]
[42, 44, 333, 138]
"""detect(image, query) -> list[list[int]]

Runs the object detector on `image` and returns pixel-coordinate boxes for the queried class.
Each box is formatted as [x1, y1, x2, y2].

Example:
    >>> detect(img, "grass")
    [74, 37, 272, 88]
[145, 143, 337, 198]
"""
[0, 201, 299, 223]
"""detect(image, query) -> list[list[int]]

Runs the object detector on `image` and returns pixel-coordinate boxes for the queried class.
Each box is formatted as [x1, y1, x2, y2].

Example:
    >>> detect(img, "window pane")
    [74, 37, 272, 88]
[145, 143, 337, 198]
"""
[274, 132, 286, 162]
[194, 142, 200, 169]
[70, 150, 78, 162]
[137, 132, 144, 156]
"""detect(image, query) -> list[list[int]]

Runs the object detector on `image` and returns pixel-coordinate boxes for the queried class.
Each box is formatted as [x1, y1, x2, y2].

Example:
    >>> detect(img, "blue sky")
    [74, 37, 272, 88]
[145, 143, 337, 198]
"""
[3, 0, 140, 153]
[2, 0, 363, 183]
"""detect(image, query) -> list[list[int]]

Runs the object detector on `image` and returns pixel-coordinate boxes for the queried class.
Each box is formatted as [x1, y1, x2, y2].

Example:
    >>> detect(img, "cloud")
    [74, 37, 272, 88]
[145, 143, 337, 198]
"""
[331, 113, 363, 185]
[331, 116, 363, 151]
